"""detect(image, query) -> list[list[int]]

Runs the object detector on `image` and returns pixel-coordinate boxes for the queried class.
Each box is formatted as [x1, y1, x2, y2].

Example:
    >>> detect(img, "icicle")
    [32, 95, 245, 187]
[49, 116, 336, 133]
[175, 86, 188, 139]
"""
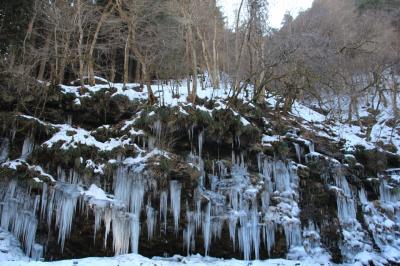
[228, 214, 238, 250]
[273, 161, 291, 192]
[113, 166, 130, 205]
[183, 207, 195, 255]
[103, 207, 112, 248]
[67, 114, 72, 125]
[263, 218, 276, 256]
[170, 180, 181, 234]
[159, 191, 168, 233]
[53, 183, 81, 252]
[31, 243, 43, 261]
[359, 188, 368, 204]
[209, 175, 219, 191]
[0, 138, 9, 163]
[198, 131, 203, 158]
[0, 181, 39, 257]
[152, 119, 162, 146]
[293, 143, 301, 163]
[336, 194, 356, 223]
[40, 183, 48, 221]
[194, 188, 202, 230]
[379, 179, 400, 203]
[211, 217, 223, 240]
[46, 188, 55, 229]
[21, 135, 34, 159]
[238, 215, 251, 260]
[112, 211, 131, 255]
[334, 175, 356, 223]
[202, 201, 211, 256]
[283, 219, 302, 248]
[257, 153, 263, 173]
[130, 181, 144, 216]
[250, 207, 260, 260]
[148, 136, 156, 150]
[230, 189, 239, 211]
[8, 180, 17, 198]
[261, 191, 270, 212]
[130, 214, 140, 254]
[146, 204, 155, 240]
[307, 141, 315, 153]
[93, 206, 104, 242]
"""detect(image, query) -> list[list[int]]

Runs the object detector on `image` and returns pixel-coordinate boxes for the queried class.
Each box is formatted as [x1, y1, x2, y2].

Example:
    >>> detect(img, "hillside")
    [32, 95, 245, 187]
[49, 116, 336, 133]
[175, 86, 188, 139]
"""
[0, 77, 399, 265]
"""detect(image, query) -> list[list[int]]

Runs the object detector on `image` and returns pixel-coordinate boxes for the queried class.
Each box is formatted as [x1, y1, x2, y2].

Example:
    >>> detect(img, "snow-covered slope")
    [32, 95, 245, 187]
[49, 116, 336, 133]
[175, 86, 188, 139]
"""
[0, 77, 400, 266]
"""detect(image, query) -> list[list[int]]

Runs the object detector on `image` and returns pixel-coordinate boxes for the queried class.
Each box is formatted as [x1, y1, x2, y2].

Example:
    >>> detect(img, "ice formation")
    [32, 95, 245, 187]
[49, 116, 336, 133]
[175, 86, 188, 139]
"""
[320, 171, 376, 263]
[170, 180, 182, 234]
[293, 143, 301, 163]
[53, 183, 81, 251]
[21, 135, 34, 159]
[307, 141, 314, 153]
[198, 131, 204, 158]
[160, 191, 168, 233]
[0, 181, 39, 257]
[3, 132, 399, 264]
[202, 201, 211, 256]
[0, 138, 9, 163]
[183, 206, 195, 255]
[146, 204, 155, 240]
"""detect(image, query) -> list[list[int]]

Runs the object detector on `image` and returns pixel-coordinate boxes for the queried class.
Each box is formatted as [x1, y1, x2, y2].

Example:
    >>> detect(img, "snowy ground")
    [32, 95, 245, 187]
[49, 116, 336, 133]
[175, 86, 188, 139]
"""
[0, 229, 324, 266]
[2, 254, 329, 266]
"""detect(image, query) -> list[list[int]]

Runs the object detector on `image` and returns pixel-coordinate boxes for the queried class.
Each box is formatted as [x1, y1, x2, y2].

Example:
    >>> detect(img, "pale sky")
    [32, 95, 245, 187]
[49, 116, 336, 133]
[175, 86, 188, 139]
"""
[218, 0, 314, 29]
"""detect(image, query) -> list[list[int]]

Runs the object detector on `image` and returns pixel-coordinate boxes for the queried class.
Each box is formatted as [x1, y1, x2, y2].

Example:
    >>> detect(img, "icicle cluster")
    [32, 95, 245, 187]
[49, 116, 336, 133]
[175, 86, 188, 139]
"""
[0, 181, 41, 258]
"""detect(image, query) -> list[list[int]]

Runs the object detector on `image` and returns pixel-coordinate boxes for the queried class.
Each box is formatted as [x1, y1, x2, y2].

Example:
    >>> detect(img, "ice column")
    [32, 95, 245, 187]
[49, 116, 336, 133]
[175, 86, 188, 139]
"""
[293, 143, 301, 163]
[202, 202, 211, 256]
[21, 135, 34, 159]
[170, 180, 181, 234]
[160, 191, 168, 233]
[146, 204, 155, 240]
[0, 138, 9, 163]
[54, 183, 81, 252]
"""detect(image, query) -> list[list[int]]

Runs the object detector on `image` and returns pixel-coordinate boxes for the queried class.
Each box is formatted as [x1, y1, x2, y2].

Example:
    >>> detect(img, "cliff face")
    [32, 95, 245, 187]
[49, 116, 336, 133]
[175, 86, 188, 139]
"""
[0, 79, 400, 265]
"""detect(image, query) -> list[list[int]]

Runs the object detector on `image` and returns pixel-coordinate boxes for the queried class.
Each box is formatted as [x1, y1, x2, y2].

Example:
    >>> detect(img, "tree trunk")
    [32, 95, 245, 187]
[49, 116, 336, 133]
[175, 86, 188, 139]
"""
[58, 32, 71, 84]
[188, 26, 198, 104]
[212, 8, 219, 89]
[37, 35, 51, 81]
[143, 66, 156, 105]
[392, 71, 398, 118]
[185, 31, 191, 96]
[123, 28, 132, 86]
[22, 0, 37, 59]
[347, 94, 354, 123]
[88, 0, 114, 86]
[110, 49, 116, 83]
[232, 0, 245, 93]
[77, 0, 84, 87]
[195, 28, 213, 86]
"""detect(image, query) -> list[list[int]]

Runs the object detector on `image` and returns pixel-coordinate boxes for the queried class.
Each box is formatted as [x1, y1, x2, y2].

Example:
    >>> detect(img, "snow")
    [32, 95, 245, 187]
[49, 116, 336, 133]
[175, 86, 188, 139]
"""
[1, 159, 56, 182]
[43, 124, 132, 151]
[3, 253, 331, 266]
[261, 135, 280, 145]
[291, 101, 326, 123]
[84, 184, 110, 201]
[0, 228, 28, 262]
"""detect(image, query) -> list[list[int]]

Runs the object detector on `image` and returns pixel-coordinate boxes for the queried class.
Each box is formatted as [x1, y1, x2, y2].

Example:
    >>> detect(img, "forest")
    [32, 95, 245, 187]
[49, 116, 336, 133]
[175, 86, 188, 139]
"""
[0, 0, 400, 266]
[1, 0, 398, 115]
